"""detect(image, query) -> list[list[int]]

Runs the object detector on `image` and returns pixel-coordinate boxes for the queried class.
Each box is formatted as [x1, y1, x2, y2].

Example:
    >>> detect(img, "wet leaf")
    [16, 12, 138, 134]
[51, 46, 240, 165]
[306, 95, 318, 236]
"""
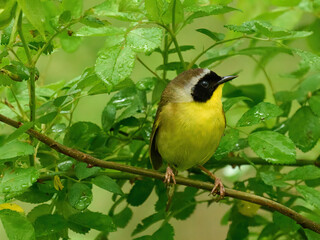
[92, 175, 124, 195]
[0, 209, 35, 240]
[296, 185, 320, 209]
[284, 166, 320, 181]
[127, 27, 162, 53]
[127, 179, 154, 206]
[0, 167, 39, 200]
[237, 102, 283, 127]
[309, 95, 320, 116]
[214, 128, 239, 160]
[68, 211, 116, 232]
[289, 107, 320, 152]
[248, 131, 296, 164]
[95, 45, 135, 87]
[68, 183, 92, 210]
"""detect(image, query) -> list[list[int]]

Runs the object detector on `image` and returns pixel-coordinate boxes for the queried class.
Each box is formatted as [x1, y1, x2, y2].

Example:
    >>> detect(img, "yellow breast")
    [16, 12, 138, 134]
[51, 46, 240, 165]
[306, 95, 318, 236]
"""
[156, 85, 226, 171]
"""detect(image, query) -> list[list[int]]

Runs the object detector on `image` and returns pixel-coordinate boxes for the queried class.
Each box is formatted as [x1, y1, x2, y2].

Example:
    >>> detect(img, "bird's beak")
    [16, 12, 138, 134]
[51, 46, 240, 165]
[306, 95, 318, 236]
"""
[217, 75, 238, 85]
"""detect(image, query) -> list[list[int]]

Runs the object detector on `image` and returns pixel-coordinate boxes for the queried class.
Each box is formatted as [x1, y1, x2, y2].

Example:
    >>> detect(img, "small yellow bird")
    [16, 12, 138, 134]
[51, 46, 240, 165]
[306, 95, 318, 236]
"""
[149, 68, 237, 197]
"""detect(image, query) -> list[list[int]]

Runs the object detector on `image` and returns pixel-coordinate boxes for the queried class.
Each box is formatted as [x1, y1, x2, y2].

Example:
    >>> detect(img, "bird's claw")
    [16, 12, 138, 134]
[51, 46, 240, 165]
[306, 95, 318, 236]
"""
[210, 176, 225, 199]
[164, 166, 176, 184]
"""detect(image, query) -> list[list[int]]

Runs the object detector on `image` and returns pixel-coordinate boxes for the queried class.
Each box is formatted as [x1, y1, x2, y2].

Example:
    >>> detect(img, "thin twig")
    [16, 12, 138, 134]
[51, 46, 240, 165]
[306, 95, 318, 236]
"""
[250, 56, 276, 99]
[160, 24, 185, 69]
[17, 10, 36, 166]
[137, 57, 161, 80]
[187, 36, 244, 69]
[0, 114, 319, 234]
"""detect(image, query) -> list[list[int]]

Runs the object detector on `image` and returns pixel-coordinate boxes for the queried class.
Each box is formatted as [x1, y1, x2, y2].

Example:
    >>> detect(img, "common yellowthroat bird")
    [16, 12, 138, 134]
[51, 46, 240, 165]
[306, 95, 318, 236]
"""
[149, 68, 237, 197]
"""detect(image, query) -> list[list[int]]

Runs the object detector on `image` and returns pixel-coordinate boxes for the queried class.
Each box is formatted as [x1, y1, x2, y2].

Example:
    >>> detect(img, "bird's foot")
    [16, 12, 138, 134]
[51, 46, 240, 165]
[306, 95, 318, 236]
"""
[210, 176, 225, 199]
[164, 166, 176, 184]
[198, 165, 225, 200]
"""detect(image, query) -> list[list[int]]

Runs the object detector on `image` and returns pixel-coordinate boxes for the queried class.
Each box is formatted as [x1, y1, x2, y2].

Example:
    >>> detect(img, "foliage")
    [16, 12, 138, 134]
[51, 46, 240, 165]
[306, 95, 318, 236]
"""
[0, 0, 320, 239]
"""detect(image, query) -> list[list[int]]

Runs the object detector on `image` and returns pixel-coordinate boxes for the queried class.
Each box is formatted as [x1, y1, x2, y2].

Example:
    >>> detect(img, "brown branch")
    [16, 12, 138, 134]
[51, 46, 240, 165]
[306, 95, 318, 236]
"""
[1, 113, 320, 234]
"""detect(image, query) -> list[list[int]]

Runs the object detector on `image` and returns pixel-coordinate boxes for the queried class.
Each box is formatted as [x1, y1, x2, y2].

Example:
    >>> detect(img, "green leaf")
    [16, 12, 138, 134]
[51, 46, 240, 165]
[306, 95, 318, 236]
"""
[27, 204, 51, 223]
[127, 179, 154, 206]
[152, 223, 174, 240]
[16, 0, 46, 39]
[92, 175, 124, 195]
[0, 0, 16, 29]
[295, 74, 320, 102]
[309, 95, 320, 116]
[37, 111, 58, 124]
[214, 128, 239, 160]
[58, 10, 71, 24]
[162, 0, 184, 24]
[68, 211, 116, 232]
[101, 103, 116, 132]
[223, 97, 252, 112]
[4, 122, 33, 144]
[272, 212, 300, 232]
[152, 79, 167, 104]
[91, 0, 144, 21]
[294, 49, 320, 70]
[75, 26, 126, 37]
[186, 4, 238, 21]
[167, 45, 195, 54]
[136, 77, 156, 91]
[223, 83, 266, 106]
[0, 209, 35, 240]
[224, 21, 256, 34]
[145, 0, 165, 22]
[237, 102, 283, 127]
[260, 172, 289, 188]
[16, 185, 53, 203]
[132, 211, 166, 236]
[74, 162, 100, 180]
[68, 183, 92, 210]
[196, 28, 225, 41]
[127, 27, 162, 53]
[170, 187, 197, 220]
[34, 214, 67, 237]
[248, 131, 296, 164]
[0, 167, 39, 199]
[62, 0, 82, 18]
[95, 45, 135, 87]
[284, 166, 320, 181]
[60, 32, 82, 53]
[289, 107, 320, 152]
[63, 121, 102, 150]
[113, 207, 133, 228]
[80, 15, 107, 28]
[304, 229, 320, 240]
[296, 185, 320, 209]
[0, 71, 13, 86]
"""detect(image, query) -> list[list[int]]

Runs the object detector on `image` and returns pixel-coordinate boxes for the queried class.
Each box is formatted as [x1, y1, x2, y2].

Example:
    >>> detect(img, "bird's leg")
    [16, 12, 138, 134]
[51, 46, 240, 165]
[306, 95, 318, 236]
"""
[164, 166, 177, 184]
[198, 165, 225, 199]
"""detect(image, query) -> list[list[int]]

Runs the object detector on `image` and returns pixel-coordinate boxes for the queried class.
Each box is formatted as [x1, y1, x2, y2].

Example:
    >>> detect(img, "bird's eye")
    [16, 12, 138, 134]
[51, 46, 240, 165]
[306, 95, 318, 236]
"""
[200, 80, 209, 88]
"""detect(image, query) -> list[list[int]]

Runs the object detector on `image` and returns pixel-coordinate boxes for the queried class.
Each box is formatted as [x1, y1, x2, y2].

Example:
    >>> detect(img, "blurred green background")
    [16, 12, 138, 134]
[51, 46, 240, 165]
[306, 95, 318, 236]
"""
[1, 0, 320, 239]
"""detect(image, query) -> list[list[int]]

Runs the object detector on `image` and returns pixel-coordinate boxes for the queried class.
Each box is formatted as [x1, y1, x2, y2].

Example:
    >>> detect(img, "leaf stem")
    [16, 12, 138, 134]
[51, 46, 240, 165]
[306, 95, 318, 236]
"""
[17, 10, 36, 166]
[17, 11, 32, 65]
[187, 36, 244, 69]
[162, 32, 169, 81]
[10, 87, 28, 120]
[1, 114, 320, 234]
[33, 20, 79, 64]
[160, 24, 185, 69]
[137, 57, 161, 80]
[249, 56, 276, 100]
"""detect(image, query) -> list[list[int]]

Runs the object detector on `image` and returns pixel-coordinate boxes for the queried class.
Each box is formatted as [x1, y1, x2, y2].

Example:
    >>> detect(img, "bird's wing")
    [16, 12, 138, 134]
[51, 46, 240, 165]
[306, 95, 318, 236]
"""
[149, 110, 163, 170]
